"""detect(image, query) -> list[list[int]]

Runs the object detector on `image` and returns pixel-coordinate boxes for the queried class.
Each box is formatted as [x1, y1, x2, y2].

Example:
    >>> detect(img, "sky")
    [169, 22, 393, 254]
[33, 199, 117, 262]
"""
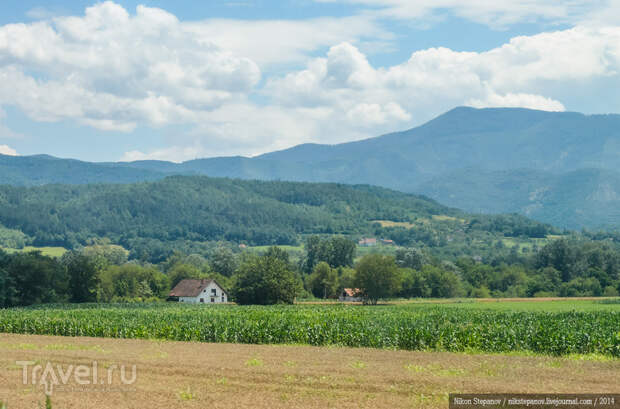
[0, 1, 619, 162]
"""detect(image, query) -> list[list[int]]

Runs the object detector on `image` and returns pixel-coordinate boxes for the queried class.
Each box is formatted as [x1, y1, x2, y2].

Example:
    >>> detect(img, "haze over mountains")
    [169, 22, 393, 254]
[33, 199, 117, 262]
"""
[3, 106, 620, 230]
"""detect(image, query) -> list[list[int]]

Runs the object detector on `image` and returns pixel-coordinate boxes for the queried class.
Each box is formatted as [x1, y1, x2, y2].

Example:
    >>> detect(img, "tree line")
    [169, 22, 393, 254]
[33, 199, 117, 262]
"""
[1, 236, 619, 308]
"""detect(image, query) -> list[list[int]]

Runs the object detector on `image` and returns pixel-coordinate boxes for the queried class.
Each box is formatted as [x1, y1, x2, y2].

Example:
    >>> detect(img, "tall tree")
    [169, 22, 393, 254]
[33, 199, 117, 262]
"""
[395, 247, 425, 270]
[354, 254, 400, 305]
[308, 262, 338, 299]
[304, 236, 356, 273]
[210, 247, 237, 277]
[62, 252, 99, 303]
[233, 251, 302, 305]
[6, 252, 69, 305]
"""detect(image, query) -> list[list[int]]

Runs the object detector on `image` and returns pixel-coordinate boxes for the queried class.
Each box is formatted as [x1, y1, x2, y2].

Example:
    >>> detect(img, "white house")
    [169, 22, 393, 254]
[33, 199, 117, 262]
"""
[169, 279, 229, 304]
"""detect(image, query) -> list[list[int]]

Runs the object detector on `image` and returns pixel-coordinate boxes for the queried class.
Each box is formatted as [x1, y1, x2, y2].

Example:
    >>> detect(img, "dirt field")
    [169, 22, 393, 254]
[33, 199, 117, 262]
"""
[0, 333, 618, 409]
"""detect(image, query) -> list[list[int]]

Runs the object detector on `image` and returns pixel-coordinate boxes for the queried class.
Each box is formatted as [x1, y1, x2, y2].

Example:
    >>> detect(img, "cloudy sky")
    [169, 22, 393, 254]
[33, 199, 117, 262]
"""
[0, 0, 619, 162]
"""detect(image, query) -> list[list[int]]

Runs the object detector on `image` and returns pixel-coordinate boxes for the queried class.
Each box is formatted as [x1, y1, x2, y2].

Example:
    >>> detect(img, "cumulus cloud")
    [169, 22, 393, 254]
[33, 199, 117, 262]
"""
[0, 2, 261, 131]
[0, 145, 18, 156]
[1, 1, 619, 162]
[265, 25, 620, 139]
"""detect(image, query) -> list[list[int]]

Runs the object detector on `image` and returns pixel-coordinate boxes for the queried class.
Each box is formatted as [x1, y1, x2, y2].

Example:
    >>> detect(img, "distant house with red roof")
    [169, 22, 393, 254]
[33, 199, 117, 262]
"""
[358, 238, 377, 247]
[339, 288, 362, 302]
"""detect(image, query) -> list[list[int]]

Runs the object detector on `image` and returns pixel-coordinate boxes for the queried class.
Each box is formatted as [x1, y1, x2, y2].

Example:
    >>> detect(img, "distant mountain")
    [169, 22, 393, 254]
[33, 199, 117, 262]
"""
[3, 106, 620, 229]
[0, 154, 165, 185]
[418, 168, 620, 229]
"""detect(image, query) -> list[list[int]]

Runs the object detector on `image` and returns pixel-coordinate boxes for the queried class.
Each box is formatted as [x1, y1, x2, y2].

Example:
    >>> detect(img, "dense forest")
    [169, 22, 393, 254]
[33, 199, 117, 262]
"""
[0, 175, 558, 263]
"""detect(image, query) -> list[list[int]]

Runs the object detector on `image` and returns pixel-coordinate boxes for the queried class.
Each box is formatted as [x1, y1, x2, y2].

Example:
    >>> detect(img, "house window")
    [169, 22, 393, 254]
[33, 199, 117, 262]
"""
[211, 288, 217, 296]
[221, 295, 224, 302]
[200, 298, 204, 303]
[211, 297, 215, 303]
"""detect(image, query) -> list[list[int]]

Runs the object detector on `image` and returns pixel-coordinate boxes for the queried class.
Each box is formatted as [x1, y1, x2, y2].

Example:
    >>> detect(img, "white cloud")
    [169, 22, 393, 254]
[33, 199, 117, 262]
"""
[184, 16, 390, 66]
[265, 25, 620, 142]
[0, 2, 261, 131]
[0, 1, 388, 144]
[26, 7, 58, 20]
[467, 91, 565, 111]
[121, 145, 204, 163]
[0, 144, 18, 156]
[315, 0, 609, 28]
[0, 1, 619, 162]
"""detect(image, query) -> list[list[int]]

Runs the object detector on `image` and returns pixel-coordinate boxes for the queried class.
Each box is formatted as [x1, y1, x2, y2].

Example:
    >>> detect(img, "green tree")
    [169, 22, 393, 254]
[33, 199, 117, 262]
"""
[97, 264, 169, 302]
[304, 236, 356, 273]
[167, 263, 201, 288]
[264, 246, 290, 264]
[308, 262, 338, 299]
[399, 268, 431, 298]
[421, 265, 463, 298]
[337, 267, 356, 291]
[395, 247, 425, 270]
[62, 252, 99, 303]
[233, 252, 302, 305]
[5, 252, 69, 305]
[80, 243, 129, 267]
[328, 237, 356, 268]
[210, 247, 237, 277]
[0, 267, 17, 307]
[354, 254, 400, 305]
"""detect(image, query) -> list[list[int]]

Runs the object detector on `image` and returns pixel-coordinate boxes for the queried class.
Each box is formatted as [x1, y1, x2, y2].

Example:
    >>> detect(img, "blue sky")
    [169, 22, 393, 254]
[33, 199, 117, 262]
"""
[0, 0, 618, 162]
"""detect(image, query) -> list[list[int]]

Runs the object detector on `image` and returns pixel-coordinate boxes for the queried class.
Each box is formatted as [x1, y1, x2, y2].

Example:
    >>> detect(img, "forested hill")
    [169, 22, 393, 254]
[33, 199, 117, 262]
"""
[0, 176, 556, 262]
[0, 154, 166, 185]
[3, 107, 620, 230]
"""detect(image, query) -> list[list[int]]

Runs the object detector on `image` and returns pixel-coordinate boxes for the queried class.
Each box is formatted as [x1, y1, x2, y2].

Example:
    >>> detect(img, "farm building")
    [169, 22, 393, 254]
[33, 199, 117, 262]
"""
[169, 279, 229, 304]
[339, 288, 362, 302]
[358, 238, 377, 247]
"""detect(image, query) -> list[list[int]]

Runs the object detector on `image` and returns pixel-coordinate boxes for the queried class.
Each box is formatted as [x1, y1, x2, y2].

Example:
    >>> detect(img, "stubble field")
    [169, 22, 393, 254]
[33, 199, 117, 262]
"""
[0, 333, 618, 409]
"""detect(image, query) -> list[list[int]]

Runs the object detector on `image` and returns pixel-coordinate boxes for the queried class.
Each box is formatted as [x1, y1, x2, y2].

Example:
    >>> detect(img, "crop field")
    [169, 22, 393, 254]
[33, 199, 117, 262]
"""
[1, 333, 618, 409]
[0, 300, 618, 357]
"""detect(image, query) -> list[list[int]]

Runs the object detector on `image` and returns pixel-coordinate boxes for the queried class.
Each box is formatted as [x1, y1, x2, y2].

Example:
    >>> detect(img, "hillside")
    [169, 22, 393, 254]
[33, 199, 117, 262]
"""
[0, 175, 556, 262]
[419, 168, 620, 229]
[0, 154, 167, 185]
[3, 107, 620, 229]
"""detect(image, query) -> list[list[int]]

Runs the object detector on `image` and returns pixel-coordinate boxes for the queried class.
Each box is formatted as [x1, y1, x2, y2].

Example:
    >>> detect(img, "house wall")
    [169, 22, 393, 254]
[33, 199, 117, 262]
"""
[338, 295, 362, 302]
[178, 282, 228, 304]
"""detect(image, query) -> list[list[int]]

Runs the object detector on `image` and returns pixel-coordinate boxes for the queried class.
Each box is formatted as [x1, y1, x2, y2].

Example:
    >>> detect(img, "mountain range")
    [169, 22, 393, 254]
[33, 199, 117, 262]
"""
[3, 106, 620, 230]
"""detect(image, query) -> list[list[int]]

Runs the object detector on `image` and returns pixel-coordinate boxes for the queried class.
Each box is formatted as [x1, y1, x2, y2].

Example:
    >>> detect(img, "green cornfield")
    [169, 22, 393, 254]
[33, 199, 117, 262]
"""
[0, 303, 618, 356]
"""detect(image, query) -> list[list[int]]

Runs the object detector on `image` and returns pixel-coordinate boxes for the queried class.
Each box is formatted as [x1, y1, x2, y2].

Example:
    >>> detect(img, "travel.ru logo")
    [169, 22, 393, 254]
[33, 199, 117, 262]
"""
[16, 361, 137, 395]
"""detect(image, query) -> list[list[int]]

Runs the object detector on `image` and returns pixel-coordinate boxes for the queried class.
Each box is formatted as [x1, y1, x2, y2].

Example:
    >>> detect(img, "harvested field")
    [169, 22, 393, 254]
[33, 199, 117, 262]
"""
[0, 333, 618, 409]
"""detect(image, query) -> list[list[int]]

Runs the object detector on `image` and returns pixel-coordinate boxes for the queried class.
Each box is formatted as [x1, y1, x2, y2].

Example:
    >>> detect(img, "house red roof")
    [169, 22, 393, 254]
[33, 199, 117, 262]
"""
[358, 238, 377, 245]
[342, 288, 361, 297]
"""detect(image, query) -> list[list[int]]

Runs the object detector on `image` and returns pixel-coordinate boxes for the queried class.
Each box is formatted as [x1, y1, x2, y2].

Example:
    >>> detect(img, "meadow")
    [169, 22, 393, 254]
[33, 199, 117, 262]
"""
[0, 300, 618, 357]
[0, 246, 67, 258]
